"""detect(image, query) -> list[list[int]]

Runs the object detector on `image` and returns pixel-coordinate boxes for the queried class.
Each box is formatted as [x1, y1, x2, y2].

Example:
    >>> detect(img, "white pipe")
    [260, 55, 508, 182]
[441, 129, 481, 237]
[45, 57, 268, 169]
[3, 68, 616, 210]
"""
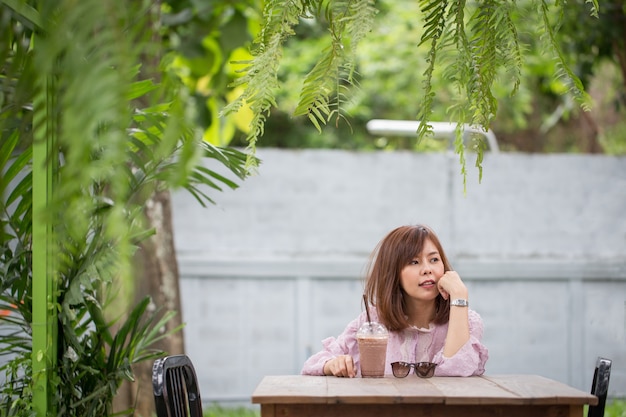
[366, 119, 499, 152]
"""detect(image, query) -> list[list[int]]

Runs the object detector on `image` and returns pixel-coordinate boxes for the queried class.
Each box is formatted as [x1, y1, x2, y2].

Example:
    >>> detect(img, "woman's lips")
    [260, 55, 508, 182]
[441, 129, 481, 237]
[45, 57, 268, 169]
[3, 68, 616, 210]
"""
[419, 280, 436, 287]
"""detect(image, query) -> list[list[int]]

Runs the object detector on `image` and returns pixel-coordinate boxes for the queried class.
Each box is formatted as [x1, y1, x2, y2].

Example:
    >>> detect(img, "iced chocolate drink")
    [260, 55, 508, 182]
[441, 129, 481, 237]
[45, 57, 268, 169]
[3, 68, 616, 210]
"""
[357, 322, 388, 378]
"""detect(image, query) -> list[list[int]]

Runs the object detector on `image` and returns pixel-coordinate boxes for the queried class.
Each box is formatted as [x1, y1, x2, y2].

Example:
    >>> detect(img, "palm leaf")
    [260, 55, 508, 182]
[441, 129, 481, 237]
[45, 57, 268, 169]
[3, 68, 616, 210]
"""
[0, 0, 42, 30]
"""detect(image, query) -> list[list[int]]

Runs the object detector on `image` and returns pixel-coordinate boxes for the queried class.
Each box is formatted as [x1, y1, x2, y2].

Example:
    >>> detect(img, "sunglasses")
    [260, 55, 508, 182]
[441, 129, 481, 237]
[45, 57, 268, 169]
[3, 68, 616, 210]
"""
[391, 361, 437, 378]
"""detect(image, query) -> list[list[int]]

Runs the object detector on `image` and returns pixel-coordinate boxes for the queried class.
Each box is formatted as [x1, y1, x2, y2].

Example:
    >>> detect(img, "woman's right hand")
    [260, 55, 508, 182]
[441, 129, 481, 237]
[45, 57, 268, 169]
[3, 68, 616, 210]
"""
[323, 355, 356, 377]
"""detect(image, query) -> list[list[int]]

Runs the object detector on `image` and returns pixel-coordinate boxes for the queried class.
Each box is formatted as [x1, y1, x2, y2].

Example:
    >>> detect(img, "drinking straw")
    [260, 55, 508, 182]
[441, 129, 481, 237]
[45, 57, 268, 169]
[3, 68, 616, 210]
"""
[363, 294, 372, 323]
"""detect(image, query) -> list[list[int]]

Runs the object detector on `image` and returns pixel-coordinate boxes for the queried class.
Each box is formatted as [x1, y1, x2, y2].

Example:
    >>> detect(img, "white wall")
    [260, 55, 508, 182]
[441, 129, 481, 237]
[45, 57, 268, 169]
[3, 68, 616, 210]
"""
[171, 149, 626, 404]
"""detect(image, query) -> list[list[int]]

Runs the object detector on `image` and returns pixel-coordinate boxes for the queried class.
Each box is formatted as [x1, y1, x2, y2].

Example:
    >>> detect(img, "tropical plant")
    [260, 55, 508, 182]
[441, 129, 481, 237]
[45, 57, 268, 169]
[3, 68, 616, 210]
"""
[0, 1, 252, 416]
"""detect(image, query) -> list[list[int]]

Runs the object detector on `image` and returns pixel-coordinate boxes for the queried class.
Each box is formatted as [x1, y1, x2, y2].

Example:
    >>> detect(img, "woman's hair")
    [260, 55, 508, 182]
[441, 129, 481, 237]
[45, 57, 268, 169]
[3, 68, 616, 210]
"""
[363, 224, 452, 331]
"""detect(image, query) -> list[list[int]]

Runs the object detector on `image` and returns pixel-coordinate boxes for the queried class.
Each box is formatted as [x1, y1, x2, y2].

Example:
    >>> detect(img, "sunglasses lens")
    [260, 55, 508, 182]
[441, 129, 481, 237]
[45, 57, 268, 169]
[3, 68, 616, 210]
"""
[391, 362, 411, 378]
[416, 362, 436, 378]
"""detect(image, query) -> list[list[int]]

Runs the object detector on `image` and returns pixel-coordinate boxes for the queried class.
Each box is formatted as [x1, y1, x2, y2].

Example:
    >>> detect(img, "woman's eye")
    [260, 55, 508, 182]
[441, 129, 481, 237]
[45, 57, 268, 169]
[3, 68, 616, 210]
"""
[430, 258, 439, 263]
[409, 260, 419, 265]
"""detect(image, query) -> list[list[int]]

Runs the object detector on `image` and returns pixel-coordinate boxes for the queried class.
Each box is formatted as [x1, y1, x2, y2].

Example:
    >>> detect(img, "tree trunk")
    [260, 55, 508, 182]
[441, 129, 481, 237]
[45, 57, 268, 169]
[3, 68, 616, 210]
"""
[114, 189, 186, 417]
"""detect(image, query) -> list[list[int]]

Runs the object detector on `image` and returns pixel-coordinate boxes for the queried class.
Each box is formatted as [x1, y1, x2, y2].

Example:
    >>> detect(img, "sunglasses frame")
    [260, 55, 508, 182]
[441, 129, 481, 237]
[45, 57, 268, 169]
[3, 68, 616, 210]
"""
[391, 361, 437, 378]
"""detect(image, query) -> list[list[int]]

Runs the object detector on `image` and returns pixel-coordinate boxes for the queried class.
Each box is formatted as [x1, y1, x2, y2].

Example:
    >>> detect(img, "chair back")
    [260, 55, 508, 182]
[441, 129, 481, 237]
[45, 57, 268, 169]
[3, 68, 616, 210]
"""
[152, 354, 203, 417]
[588, 357, 611, 417]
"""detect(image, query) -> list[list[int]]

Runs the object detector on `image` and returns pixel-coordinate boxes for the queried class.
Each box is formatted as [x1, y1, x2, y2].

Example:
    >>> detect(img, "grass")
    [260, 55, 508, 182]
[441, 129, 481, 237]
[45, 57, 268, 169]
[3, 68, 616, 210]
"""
[204, 400, 626, 417]
[606, 400, 626, 417]
[203, 404, 259, 417]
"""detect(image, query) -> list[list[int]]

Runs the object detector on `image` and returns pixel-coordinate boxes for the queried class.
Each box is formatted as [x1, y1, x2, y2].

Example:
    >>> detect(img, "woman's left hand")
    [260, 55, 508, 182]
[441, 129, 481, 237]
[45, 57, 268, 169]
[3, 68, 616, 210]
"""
[437, 271, 468, 300]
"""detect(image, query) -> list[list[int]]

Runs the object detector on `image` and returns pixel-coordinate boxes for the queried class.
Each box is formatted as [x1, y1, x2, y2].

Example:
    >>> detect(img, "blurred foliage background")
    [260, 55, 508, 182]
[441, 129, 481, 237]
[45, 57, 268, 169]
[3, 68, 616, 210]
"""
[202, 0, 625, 154]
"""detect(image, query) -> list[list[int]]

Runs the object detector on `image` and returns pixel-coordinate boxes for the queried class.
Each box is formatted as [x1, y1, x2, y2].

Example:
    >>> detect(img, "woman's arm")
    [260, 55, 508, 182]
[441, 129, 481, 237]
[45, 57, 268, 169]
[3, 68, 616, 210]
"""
[437, 271, 470, 357]
[301, 312, 365, 376]
[433, 309, 489, 376]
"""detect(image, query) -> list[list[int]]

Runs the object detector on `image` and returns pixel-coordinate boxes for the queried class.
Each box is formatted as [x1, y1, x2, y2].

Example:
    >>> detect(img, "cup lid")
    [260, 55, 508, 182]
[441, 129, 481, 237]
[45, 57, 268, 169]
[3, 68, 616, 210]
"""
[357, 321, 387, 336]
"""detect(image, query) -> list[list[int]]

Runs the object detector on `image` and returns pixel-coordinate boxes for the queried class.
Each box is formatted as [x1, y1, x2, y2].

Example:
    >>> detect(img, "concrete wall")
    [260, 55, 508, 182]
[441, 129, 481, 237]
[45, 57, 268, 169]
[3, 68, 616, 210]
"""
[171, 149, 626, 404]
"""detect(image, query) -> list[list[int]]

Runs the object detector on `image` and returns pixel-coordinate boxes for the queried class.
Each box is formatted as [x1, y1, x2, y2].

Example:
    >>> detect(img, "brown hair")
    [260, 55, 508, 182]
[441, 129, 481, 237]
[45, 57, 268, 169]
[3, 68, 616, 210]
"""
[363, 225, 452, 331]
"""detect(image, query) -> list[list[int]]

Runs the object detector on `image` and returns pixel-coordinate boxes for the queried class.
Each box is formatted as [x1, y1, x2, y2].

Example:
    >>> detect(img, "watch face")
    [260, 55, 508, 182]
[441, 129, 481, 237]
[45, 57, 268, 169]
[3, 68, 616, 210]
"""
[451, 299, 468, 307]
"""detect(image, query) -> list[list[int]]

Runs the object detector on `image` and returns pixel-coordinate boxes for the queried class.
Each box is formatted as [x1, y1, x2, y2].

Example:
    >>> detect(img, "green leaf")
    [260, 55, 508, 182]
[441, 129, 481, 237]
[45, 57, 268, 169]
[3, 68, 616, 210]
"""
[126, 79, 159, 101]
[1, 0, 43, 30]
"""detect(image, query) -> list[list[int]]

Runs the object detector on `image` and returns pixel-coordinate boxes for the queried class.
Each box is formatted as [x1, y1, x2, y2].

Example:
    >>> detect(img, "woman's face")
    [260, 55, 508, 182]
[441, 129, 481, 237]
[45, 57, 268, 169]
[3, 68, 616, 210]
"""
[399, 238, 445, 302]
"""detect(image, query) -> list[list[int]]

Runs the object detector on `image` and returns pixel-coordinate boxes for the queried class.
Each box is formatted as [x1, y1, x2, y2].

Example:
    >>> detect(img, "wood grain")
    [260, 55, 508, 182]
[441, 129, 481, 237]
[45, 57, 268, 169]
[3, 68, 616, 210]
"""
[251, 374, 597, 417]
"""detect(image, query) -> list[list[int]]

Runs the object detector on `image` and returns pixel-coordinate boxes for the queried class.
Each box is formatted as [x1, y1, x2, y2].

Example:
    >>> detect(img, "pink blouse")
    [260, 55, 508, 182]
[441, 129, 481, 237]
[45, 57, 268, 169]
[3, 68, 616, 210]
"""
[301, 307, 488, 377]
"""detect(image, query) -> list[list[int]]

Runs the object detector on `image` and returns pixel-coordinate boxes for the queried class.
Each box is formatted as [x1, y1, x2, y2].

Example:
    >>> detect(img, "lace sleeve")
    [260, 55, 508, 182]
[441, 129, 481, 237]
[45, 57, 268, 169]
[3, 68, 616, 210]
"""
[432, 309, 489, 376]
[300, 312, 366, 375]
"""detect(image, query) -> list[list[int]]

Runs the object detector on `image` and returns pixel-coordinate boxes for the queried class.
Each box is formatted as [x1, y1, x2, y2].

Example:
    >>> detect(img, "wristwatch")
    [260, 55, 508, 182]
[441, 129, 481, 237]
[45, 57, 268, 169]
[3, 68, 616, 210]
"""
[450, 298, 469, 307]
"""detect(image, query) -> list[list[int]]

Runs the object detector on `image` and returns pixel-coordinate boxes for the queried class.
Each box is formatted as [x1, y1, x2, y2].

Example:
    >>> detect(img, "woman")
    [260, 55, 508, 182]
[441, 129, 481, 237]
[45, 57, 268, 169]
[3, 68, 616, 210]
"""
[301, 224, 488, 377]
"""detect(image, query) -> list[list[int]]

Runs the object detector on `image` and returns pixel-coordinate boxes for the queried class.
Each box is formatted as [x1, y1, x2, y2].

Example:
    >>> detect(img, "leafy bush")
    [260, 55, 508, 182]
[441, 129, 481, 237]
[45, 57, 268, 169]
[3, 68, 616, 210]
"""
[0, 2, 251, 416]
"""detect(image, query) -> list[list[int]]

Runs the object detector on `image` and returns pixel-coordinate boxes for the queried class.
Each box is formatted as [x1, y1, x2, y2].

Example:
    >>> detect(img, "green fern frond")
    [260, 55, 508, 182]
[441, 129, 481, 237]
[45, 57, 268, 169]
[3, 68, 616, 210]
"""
[538, 0, 592, 110]
[222, 0, 305, 163]
[467, 0, 501, 127]
[294, 42, 339, 121]
[294, 0, 366, 131]
[294, 34, 343, 128]
[331, 62, 358, 127]
[499, 3, 522, 96]
[422, 0, 526, 190]
[472, 134, 486, 183]
[225, 0, 374, 149]
[416, 0, 449, 139]
[419, 0, 448, 45]
[582, 0, 599, 17]
[228, 32, 282, 163]
[439, 0, 470, 104]
[258, 0, 305, 46]
[341, 0, 378, 56]
[453, 124, 468, 190]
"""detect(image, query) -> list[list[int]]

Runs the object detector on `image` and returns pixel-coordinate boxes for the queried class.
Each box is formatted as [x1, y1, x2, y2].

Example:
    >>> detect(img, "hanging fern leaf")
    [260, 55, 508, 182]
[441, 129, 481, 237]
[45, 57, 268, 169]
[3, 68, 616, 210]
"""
[294, 42, 341, 129]
[416, 0, 449, 140]
[225, 0, 376, 151]
[305, 0, 376, 129]
[222, 0, 305, 165]
[341, 0, 378, 58]
[537, 0, 592, 110]
[223, 0, 599, 190]
[584, 0, 599, 17]
[468, 0, 501, 127]
[498, 3, 523, 97]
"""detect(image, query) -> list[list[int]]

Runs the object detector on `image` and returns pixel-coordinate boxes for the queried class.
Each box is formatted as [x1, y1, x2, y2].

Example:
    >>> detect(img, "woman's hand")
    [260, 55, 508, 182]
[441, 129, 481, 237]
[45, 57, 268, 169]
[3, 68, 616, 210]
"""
[437, 271, 468, 301]
[323, 355, 357, 377]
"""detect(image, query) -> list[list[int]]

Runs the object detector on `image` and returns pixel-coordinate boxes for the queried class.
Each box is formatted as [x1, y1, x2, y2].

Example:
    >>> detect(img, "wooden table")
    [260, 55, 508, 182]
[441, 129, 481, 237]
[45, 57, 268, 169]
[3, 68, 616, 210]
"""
[252, 374, 598, 417]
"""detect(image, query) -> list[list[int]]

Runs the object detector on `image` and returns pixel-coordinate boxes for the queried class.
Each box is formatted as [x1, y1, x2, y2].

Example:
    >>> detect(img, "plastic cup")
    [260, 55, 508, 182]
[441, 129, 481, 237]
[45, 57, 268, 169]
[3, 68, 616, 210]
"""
[357, 321, 388, 378]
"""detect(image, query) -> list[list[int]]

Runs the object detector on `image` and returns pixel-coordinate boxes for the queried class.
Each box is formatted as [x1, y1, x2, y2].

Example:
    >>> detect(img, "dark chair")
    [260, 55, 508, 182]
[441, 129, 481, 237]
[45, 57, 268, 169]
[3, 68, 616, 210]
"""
[152, 354, 203, 417]
[588, 357, 612, 417]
